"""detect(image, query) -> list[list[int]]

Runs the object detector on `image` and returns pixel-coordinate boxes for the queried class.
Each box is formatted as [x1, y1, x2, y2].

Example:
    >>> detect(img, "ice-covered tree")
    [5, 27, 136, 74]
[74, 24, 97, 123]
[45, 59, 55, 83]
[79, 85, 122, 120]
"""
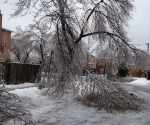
[11, 24, 54, 63]
[28, 23, 54, 63]
[4, 0, 148, 112]
[11, 26, 34, 63]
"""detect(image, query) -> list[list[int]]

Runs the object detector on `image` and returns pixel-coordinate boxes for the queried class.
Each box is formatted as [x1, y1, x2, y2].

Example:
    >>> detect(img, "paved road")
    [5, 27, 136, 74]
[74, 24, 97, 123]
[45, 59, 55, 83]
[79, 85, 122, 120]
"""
[120, 82, 150, 95]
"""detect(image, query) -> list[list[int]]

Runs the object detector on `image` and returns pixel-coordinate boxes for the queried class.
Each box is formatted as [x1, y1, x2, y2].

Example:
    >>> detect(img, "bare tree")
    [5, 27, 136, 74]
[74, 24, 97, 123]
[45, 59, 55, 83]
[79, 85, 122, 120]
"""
[29, 23, 54, 63]
[11, 26, 34, 63]
[11, 24, 53, 63]
[0, 88, 37, 124]
[4, 0, 148, 111]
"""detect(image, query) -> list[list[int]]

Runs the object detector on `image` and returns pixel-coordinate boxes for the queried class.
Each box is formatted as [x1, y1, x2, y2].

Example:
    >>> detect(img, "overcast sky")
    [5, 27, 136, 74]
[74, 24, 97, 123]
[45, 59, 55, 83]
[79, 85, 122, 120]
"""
[0, 1, 150, 50]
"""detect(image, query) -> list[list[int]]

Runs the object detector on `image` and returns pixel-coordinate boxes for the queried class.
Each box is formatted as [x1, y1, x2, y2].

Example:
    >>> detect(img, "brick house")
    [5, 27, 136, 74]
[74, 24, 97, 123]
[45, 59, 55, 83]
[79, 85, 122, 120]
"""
[0, 10, 13, 61]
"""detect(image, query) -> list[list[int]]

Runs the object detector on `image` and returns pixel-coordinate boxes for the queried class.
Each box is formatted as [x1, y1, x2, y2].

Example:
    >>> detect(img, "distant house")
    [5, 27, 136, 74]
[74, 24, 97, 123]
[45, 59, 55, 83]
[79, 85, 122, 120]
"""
[88, 55, 96, 69]
[87, 54, 147, 78]
[96, 58, 118, 75]
[96, 57, 146, 78]
[0, 10, 13, 61]
[96, 59, 105, 74]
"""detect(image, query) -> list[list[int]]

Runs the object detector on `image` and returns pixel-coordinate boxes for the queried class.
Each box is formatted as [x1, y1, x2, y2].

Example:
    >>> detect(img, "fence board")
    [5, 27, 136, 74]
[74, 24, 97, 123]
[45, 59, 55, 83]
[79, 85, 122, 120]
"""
[0, 62, 40, 84]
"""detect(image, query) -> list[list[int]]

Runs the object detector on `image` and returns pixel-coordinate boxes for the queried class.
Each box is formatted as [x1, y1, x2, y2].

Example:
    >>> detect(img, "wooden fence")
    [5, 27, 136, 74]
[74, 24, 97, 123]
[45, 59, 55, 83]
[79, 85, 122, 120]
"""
[0, 62, 40, 85]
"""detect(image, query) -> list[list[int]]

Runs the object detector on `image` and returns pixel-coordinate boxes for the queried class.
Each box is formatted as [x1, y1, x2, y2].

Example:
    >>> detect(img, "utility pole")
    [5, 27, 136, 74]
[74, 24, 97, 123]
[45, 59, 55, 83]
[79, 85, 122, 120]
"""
[146, 43, 149, 54]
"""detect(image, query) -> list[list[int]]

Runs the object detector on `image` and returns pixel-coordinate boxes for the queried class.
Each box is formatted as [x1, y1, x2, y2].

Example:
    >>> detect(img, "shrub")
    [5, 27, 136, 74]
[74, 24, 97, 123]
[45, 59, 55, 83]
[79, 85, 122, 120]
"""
[117, 63, 129, 77]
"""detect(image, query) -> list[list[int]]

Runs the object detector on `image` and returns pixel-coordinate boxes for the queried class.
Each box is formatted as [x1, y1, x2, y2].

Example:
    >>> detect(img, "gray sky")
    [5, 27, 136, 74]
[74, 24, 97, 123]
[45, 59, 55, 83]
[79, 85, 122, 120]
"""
[0, 0, 150, 50]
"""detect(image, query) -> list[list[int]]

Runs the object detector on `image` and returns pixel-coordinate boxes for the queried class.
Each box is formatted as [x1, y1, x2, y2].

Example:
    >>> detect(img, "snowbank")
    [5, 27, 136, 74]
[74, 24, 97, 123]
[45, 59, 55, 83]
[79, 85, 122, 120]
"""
[130, 78, 150, 85]
[0, 83, 34, 90]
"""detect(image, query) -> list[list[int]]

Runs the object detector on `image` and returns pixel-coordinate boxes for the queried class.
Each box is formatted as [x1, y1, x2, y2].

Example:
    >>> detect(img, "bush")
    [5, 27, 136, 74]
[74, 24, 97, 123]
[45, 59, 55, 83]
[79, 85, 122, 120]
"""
[117, 63, 129, 77]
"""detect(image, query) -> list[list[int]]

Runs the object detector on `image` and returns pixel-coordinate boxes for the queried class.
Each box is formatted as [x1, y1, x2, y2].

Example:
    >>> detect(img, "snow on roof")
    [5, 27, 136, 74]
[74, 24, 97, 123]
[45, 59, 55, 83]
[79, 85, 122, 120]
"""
[2, 27, 13, 32]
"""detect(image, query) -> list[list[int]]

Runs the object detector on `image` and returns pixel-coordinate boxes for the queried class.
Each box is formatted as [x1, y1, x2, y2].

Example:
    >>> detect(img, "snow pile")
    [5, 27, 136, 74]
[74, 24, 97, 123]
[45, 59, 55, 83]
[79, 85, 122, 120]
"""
[130, 78, 150, 85]
[2, 78, 150, 125]
[6, 86, 150, 125]
[0, 82, 34, 90]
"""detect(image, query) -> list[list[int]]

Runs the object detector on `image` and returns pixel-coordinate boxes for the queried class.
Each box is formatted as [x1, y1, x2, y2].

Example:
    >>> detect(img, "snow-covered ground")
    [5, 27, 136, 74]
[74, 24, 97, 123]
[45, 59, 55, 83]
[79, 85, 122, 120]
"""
[2, 78, 150, 125]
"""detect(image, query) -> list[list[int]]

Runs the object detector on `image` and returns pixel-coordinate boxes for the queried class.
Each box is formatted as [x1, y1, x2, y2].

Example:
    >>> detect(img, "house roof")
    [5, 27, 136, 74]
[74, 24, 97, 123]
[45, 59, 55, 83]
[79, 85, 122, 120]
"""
[2, 27, 13, 32]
